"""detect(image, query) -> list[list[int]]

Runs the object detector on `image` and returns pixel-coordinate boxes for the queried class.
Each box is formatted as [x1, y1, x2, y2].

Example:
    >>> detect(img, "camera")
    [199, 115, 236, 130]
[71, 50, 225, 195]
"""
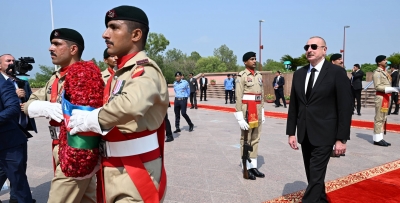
[6, 57, 35, 77]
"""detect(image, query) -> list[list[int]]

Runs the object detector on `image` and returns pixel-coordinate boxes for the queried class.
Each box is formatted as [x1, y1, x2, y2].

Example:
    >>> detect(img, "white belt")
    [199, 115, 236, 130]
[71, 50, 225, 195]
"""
[103, 132, 159, 157]
[242, 94, 262, 101]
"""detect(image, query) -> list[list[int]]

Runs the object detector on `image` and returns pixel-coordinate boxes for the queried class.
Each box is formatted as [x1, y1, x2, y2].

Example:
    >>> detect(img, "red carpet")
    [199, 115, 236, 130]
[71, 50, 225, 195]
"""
[171, 102, 400, 133]
[265, 160, 400, 203]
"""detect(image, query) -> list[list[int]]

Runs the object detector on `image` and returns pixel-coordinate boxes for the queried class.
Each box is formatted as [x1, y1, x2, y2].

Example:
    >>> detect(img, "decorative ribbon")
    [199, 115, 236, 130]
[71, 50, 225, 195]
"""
[376, 91, 391, 113]
[61, 92, 100, 149]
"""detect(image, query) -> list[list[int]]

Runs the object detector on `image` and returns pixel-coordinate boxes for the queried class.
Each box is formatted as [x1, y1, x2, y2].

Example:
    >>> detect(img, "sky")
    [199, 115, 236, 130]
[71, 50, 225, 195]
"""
[1, 0, 399, 77]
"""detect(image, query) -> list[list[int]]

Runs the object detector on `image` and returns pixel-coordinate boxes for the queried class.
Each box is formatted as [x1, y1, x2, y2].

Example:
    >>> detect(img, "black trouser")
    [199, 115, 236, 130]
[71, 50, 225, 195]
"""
[232, 89, 236, 102]
[174, 98, 193, 129]
[274, 88, 286, 106]
[301, 135, 332, 203]
[200, 87, 207, 101]
[189, 92, 197, 107]
[389, 92, 399, 114]
[225, 90, 233, 102]
[352, 88, 362, 114]
[165, 113, 172, 137]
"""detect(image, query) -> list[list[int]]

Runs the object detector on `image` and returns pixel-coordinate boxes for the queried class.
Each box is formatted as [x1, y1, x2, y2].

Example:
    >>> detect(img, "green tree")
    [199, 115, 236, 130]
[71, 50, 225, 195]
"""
[263, 59, 285, 71]
[28, 65, 54, 87]
[188, 51, 201, 62]
[91, 58, 108, 71]
[164, 48, 185, 62]
[387, 52, 400, 67]
[325, 53, 334, 62]
[360, 63, 377, 81]
[213, 44, 238, 71]
[196, 56, 227, 73]
[145, 33, 170, 59]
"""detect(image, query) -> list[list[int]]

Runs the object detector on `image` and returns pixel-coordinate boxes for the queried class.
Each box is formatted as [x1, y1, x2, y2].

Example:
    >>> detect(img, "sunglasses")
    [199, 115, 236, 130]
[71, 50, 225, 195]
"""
[304, 44, 325, 51]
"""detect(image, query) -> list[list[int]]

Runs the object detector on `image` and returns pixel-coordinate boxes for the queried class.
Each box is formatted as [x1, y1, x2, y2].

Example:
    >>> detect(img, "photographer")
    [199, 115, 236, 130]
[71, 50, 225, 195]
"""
[0, 54, 36, 203]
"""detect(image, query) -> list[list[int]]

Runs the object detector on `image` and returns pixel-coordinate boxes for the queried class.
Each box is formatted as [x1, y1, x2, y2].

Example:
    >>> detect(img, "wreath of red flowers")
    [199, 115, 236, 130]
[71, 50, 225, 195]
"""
[58, 61, 104, 177]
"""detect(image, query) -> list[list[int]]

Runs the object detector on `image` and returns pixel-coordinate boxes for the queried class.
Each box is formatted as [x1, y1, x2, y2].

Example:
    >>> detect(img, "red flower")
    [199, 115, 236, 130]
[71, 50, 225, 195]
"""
[58, 61, 104, 178]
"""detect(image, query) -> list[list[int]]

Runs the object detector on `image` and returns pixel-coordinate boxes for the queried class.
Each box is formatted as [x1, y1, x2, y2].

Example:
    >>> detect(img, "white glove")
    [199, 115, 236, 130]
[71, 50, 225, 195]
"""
[28, 100, 63, 122]
[385, 87, 399, 93]
[234, 111, 249, 130]
[68, 108, 102, 135]
[262, 108, 265, 124]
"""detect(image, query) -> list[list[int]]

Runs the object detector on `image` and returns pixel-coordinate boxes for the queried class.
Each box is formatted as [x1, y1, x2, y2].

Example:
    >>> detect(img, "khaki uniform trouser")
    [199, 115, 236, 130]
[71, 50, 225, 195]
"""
[48, 145, 97, 203]
[374, 95, 388, 134]
[103, 157, 164, 203]
[240, 124, 262, 158]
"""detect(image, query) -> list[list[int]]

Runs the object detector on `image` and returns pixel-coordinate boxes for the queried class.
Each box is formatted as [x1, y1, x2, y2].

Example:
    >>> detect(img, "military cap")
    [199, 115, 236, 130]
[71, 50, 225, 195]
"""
[243, 52, 256, 62]
[175, 71, 182, 77]
[103, 48, 110, 59]
[50, 28, 84, 50]
[105, 5, 149, 27]
[330, 53, 342, 62]
[375, 55, 386, 64]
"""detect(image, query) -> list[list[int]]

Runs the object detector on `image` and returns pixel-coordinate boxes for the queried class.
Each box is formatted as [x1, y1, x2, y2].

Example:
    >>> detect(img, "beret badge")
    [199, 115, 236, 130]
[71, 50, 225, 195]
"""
[54, 31, 59, 37]
[107, 9, 116, 18]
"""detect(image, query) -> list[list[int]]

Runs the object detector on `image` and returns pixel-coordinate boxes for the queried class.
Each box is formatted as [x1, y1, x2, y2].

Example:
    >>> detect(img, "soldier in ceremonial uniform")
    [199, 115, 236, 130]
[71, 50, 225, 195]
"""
[173, 71, 194, 133]
[372, 55, 398, 147]
[233, 52, 265, 180]
[101, 48, 118, 84]
[68, 6, 169, 202]
[23, 28, 96, 203]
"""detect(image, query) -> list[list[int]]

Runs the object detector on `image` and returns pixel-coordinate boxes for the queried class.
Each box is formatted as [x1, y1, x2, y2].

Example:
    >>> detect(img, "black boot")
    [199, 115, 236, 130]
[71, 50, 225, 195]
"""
[173, 128, 181, 133]
[165, 135, 174, 142]
[250, 168, 265, 178]
[189, 124, 194, 132]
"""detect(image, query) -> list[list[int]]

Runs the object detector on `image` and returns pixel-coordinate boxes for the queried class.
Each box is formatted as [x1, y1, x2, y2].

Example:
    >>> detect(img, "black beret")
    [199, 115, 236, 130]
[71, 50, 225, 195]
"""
[50, 28, 84, 50]
[105, 5, 149, 27]
[375, 55, 386, 64]
[103, 48, 110, 59]
[243, 52, 256, 62]
[175, 71, 182, 77]
[330, 53, 342, 62]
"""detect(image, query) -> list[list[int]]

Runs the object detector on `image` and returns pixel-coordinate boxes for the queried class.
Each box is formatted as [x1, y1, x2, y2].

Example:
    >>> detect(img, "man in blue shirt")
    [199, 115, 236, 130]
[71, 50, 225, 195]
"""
[173, 71, 194, 133]
[224, 74, 234, 104]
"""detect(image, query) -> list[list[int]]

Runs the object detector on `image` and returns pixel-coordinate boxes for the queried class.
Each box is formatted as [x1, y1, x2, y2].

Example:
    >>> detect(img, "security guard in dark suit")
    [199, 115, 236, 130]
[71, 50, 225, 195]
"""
[389, 65, 399, 115]
[173, 71, 194, 133]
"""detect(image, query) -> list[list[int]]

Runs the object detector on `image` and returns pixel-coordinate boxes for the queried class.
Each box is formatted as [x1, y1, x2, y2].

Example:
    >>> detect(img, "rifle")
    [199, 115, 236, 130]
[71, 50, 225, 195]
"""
[242, 110, 253, 179]
[384, 118, 387, 135]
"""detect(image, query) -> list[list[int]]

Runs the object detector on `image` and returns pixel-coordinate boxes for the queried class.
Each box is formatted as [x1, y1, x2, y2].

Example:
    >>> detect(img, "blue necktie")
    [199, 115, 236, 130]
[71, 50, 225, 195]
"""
[7, 78, 27, 128]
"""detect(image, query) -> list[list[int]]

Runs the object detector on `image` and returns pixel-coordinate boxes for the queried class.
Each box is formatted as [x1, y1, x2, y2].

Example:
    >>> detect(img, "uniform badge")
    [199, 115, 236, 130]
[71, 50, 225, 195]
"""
[54, 31, 59, 37]
[112, 80, 125, 95]
[258, 78, 263, 86]
[136, 59, 149, 65]
[247, 77, 252, 82]
[107, 9, 116, 18]
[131, 66, 145, 78]
[47, 85, 52, 94]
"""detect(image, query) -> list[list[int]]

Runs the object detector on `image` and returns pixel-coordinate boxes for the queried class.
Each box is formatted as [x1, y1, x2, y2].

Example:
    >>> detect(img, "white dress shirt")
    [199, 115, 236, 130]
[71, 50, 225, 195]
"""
[304, 59, 325, 94]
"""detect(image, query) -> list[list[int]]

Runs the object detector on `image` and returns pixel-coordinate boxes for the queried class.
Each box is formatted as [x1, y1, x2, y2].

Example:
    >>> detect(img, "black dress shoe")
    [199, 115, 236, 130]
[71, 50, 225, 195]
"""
[190, 107, 194, 109]
[250, 168, 265, 178]
[225, 101, 227, 104]
[204, 99, 208, 101]
[245, 170, 256, 180]
[165, 136, 174, 142]
[189, 124, 194, 132]
[374, 140, 390, 147]
[383, 139, 391, 146]
[195, 106, 198, 109]
[284, 106, 287, 108]
[392, 112, 398, 115]
[173, 129, 181, 133]
[357, 113, 361, 116]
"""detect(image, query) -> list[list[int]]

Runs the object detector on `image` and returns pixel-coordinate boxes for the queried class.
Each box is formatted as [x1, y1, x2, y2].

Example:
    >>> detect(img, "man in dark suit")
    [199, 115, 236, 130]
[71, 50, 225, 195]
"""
[0, 73, 33, 203]
[188, 73, 199, 109]
[272, 70, 286, 108]
[389, 65, 399, 115]
[199, 73, 208, 101]
[0, 54, 36, 203]
[286, 36, 352, 203]
[351, 64, 364, 116]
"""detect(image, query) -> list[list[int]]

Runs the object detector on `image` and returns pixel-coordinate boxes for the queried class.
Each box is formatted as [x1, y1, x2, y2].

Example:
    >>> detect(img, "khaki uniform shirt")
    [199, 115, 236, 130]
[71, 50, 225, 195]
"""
[101, 67, 114, 85]
[98, 51, 169, 133]
[373, 68, 391, 93]
[235, 68, 264, 119]
[24, 69, 65, 114]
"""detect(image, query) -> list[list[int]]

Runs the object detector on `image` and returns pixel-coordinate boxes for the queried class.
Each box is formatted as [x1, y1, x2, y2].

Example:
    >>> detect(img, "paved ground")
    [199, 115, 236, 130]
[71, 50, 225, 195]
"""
[1, 98, 400, 203]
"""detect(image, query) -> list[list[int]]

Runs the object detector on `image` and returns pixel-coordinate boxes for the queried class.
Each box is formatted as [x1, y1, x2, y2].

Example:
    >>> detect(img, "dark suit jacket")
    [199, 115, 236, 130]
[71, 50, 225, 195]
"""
[0, 75, 28, 150]
[391, 70, 399, 87]
[199, 77, 208, 89]
[272, 76, 285, 89]
[189, 78, 199, 92]
[16, 79, 37, 133]
[286, 61, 353, 146]
[351, 70, 364, 90]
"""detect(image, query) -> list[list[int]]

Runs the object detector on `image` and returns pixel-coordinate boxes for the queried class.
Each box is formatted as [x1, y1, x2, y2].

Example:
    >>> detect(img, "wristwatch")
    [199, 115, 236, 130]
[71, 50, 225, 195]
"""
[338, 139, 347, 144]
